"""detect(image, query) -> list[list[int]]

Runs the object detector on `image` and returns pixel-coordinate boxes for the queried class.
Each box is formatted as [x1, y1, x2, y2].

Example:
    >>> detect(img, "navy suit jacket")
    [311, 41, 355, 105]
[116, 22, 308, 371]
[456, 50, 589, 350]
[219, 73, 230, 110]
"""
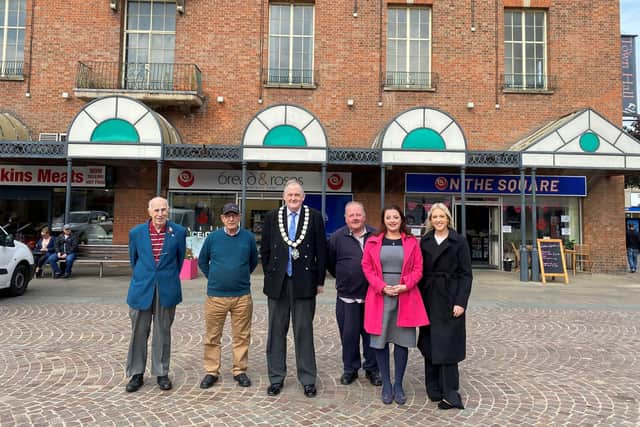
[127, 220, 186, 310]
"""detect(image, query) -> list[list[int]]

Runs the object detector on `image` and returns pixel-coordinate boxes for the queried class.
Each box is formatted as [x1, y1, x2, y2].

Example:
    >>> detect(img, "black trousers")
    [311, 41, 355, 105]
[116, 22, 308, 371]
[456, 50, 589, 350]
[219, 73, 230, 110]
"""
[425, 358, 463, 407]
[336, 298, 377, 374]
[266, 277, 317, 386]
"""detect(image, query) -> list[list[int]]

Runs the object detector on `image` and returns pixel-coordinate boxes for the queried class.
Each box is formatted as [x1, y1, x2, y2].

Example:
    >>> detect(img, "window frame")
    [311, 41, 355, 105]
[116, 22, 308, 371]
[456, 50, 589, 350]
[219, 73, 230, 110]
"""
[266, 2, 316, 87]
[503, 8, 549, 91]
[0, 0, 26, 79]
[385, 6, 433, 90]
[123, 0, 177, 90]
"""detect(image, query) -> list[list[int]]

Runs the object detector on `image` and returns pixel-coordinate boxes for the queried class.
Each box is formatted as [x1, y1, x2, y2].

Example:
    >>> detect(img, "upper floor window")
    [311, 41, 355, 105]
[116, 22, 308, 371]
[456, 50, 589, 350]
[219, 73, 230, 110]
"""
[504, 9, 548, 90]
[386, 7, 432, 89]
[267, 3, 314, 86]
[124, 0, 176, 90]
[0, 0, 26, 78]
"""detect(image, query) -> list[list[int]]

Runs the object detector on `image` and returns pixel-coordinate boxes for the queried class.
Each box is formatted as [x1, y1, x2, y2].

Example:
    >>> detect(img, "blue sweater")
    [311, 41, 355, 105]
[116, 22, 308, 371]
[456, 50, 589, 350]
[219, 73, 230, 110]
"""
[198, 228, 258, 297]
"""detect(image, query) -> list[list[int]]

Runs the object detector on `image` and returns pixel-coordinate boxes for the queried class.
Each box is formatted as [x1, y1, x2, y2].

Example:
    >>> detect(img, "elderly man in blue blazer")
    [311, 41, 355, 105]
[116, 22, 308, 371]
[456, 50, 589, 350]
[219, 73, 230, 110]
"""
[125, 196, 186, 393]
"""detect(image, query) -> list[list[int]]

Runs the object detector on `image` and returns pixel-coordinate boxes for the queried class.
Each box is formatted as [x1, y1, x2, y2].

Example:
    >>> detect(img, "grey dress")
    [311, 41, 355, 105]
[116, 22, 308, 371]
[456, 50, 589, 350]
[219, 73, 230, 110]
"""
[369, 238, 417, 349]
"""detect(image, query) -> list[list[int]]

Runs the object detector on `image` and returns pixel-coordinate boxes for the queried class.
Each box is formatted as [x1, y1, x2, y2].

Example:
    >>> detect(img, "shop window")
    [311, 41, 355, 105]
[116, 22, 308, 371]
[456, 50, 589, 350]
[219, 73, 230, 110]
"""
[0, 0, 26, 79]
[502, 196, 580, 251]
[51, 189, 115, 244]
[404, 196, 452, 233]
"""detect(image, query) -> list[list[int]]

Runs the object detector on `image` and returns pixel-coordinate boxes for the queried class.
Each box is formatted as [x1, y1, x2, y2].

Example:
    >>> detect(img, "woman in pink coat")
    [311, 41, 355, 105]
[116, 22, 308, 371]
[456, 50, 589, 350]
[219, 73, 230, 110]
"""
[362, 204, 429, 405]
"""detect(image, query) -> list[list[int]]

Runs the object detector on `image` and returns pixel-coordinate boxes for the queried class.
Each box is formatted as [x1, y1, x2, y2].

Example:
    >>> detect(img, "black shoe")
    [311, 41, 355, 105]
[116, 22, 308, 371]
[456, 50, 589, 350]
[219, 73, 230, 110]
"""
[34, 270, 41, 278]
[62, 273, 71, 278]
[438, 398, 464, 410]
[428, 394, 443, 402]
[199, 374, 218, 389]
[303, 384, 317, 398]
[233, 373, 251, 387]
[340, 372, 358, 385]
[381, 384, 393, 404]
[125, 374, 144, 392]
[157, 375, 172, 391]
[267, 383, 282, 396]
[365, 370, 383, 386]
[53, 273, 62, 279]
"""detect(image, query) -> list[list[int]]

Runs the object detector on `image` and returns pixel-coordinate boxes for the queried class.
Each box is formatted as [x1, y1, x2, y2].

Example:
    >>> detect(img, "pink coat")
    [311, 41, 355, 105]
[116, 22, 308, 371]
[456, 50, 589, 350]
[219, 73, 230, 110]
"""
[362, 232, 429, 335]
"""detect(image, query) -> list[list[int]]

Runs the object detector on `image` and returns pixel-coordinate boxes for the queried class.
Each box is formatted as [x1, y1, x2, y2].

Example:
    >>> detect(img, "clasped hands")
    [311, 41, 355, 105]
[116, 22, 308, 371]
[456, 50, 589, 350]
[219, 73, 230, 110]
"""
[382, 284, 407, 296]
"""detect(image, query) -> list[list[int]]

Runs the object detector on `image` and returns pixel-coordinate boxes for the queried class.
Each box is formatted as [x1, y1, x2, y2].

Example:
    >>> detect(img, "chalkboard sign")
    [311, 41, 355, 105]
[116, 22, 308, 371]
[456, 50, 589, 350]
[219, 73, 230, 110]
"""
[537, 239, 569, 284]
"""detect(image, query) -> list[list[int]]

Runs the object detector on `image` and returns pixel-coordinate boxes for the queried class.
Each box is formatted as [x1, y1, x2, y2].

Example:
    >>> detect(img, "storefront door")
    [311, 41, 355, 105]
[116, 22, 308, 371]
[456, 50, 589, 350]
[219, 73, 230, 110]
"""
[455, 201, 500, 268]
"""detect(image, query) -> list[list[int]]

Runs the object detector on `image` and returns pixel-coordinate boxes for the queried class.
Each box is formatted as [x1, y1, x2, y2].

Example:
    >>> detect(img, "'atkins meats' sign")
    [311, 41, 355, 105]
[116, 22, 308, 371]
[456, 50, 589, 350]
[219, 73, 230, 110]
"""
[0, 165, 105, 187]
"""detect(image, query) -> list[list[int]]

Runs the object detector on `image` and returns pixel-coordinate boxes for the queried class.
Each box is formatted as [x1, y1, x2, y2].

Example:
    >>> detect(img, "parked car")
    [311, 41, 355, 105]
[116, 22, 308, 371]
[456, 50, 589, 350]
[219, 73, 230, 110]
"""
[51, 211, 113, 244]
[0, 225, 34, 296]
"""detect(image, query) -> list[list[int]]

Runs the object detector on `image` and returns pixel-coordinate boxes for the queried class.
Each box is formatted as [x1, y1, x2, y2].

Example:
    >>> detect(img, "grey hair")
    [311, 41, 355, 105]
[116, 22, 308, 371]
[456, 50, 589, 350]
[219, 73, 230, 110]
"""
[344, 201, 365, 215]
[148, 196, 169, 209]
[283, 178, 304, 195]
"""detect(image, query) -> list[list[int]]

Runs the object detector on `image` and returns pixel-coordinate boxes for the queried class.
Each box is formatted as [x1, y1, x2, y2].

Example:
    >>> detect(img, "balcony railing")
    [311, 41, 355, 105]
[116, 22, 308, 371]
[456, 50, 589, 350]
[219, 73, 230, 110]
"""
[0, 60, 24, 78]
[385, 71, 437, 90]
[74, 61, 204, 107]
[264, 68, 316, 87]
[502, 74, 556, 91]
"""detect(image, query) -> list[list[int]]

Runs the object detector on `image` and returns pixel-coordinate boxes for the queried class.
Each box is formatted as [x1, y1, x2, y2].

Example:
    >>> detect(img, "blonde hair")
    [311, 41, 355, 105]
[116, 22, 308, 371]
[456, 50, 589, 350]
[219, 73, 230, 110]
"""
[424, 203, 452, 233]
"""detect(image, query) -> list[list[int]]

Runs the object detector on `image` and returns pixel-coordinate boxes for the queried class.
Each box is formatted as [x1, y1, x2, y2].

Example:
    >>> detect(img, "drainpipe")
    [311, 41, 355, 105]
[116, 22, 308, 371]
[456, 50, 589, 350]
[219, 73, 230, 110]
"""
[156, 160, 162, 196]
[460, 166, 466, 237]
[321, 163, 327, 223]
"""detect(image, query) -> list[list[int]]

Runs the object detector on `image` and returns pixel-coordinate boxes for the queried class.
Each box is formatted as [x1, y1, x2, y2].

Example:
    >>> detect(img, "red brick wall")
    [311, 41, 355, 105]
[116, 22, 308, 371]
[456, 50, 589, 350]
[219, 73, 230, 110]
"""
[0, 0, 625, 270]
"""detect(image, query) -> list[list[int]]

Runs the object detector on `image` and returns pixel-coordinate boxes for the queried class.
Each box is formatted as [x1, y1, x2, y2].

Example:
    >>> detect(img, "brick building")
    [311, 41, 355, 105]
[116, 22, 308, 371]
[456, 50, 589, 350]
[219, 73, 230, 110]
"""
[0, 0, 636, 273]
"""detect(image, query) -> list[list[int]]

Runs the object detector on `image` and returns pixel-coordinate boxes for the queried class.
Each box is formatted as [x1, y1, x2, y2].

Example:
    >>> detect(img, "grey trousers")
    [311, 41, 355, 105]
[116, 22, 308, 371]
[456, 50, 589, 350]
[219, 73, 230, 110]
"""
[266, 277, 317, 386]
[126, 290, 176, 377]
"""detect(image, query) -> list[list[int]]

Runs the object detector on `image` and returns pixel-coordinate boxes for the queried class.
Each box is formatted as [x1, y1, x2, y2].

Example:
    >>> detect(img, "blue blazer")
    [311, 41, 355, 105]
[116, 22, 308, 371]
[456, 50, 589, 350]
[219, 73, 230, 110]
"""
[127, 220, 186, 310]
[35, 237, 56, 255]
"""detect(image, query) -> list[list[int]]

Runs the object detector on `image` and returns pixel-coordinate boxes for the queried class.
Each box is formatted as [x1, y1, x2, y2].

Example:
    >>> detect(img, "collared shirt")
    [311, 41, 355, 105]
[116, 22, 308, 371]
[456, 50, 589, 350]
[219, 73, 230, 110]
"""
[224, 226, 240, 237]
[148, 220, 166, 263]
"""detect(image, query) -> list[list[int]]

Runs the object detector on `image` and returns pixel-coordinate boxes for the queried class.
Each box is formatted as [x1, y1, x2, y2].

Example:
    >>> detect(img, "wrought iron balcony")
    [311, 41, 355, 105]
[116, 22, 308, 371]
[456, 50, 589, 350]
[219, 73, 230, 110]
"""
[0, 60, 24, 79]
[384, 71, 437, 90]
[263, 68, 317, 88]
[0, 141, 66, 158]
[502, 74, 556, 92]
[74, 61, 204, 108]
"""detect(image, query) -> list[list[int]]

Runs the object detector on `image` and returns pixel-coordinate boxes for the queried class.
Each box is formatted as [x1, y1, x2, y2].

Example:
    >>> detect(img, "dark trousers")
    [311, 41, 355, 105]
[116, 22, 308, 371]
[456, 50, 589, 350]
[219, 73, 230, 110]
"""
[266, 277, 317, 386]
[336, 298, 377, 374]
[425, 358, 463, 407]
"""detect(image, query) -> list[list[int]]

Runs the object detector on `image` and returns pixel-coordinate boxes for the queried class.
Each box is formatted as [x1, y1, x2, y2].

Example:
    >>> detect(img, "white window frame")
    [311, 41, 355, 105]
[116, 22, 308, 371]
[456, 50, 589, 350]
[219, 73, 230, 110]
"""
[504, 9, 548, 90]
[267, 3, 315, 85]
[386, 6, 432, 88]
[0, 0, 26, 77]
[123, 0, 176, 90]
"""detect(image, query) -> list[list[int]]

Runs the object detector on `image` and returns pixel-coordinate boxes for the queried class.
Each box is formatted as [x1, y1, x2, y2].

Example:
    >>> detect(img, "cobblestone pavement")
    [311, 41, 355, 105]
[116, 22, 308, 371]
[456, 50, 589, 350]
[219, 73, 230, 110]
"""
[1, 269, 639, 426]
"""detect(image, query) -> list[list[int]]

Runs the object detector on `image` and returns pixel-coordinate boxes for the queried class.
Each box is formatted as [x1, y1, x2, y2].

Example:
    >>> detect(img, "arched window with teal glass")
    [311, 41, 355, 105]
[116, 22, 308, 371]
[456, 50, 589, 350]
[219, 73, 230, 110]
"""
[263, 125, 307, 147]
[91, 118, 140, 143]
[402, 128, 446, 150]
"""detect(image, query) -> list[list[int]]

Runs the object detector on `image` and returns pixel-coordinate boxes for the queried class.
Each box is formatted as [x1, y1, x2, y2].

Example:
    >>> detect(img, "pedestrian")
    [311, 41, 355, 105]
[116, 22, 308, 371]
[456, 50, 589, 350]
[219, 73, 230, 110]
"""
[33, 226, 55, 278]
[327, 201, 382, 387]
[261, 179, 327, 398]
[361, 204, 428, 405]
[418, 203, 472, 410]
[47, 224, 79, 278]
[197, 202, 258, 389]
[626, 222, 639, 273]
[124, 197, 186, 393]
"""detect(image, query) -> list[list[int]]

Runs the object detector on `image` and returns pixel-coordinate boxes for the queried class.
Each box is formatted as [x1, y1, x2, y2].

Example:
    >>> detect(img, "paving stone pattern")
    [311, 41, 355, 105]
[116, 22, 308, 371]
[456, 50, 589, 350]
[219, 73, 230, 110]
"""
[1, 271, 639, 426]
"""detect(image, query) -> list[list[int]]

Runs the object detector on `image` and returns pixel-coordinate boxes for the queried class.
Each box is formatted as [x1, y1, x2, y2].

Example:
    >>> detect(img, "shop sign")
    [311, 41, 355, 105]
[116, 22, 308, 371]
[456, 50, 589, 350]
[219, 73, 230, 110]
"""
[406, 173, 586, 196]
[169, 169, 351, 192]
[0, 164, 105, 187]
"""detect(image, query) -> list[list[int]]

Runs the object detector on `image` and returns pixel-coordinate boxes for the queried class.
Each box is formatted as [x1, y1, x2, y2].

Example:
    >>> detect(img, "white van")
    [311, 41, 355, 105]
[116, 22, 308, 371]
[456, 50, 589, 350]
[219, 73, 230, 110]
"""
[0, 225, 34, 296]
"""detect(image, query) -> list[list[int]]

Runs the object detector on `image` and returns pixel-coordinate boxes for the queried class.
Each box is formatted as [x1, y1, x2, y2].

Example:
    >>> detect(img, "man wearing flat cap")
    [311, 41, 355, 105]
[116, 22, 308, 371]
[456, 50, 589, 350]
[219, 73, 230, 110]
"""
[47, 224, 79, 278]
[197, 202, 258, 389]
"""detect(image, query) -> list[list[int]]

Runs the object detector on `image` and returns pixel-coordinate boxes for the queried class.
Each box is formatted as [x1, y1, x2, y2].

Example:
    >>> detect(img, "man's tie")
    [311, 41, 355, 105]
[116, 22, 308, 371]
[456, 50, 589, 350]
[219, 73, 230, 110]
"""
[287, 212, 297, 276]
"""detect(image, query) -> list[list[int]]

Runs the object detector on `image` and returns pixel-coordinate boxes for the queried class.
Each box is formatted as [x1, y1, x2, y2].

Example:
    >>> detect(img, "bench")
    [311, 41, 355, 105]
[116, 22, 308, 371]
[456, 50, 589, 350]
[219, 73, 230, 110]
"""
[74, 244, 130, 278]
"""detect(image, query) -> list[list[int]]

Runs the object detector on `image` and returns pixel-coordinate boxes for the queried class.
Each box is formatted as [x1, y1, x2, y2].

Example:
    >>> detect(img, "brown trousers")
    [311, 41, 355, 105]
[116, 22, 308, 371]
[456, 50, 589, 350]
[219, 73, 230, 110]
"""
[204, 294, 253, 376]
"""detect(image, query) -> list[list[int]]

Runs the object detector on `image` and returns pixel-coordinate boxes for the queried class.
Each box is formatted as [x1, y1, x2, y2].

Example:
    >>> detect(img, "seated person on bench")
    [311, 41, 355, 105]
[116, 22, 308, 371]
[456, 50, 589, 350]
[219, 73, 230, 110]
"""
[48, 224, 79, 279]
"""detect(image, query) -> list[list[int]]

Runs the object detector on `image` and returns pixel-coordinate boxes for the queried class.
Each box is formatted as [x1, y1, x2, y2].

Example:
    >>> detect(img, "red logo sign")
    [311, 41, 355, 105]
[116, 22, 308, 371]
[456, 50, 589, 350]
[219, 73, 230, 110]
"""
[177, 170, 195, 188]
[327, 174, 344, 190]
[434, 176, 448, 191]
